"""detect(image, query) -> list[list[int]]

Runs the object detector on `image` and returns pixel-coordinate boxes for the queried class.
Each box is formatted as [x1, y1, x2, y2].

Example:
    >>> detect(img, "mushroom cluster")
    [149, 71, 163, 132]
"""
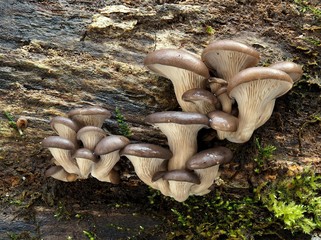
[42, 106, 130, 183]
[144, 39, 303, 144]
[135, 39, 302, 201]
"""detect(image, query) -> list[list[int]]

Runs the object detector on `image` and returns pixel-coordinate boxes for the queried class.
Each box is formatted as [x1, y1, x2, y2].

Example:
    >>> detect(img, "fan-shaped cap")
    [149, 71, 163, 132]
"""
[186, 146, 233, 170]
[145, 111, 209, 126]
[120, 143, 172, 159]
[144, 48, 210, 78]
[269, 61, 303, 83]
[42, 136, 75, 150]
[68, 106, 111, 128]
[94, 135, 130, 156]
[208, 110, 238, 132]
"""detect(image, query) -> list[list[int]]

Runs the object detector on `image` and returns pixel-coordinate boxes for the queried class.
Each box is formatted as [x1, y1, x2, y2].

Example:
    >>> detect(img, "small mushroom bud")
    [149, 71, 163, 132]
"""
[16, 117, 28, 135]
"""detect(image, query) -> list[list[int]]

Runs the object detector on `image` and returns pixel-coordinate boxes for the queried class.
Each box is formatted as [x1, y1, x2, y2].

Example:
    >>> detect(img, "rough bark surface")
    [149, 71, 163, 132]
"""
[0, 0, 320, 239]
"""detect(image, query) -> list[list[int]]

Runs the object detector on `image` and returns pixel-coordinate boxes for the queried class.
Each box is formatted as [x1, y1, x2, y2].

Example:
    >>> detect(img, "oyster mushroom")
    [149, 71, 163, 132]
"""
[202, 39, 260, 113]
[120, 143, 172, 196]
[186, 146, 233, 195]
[45, 165, 78, 182]
[92, 135, 130, 182]
[72, 148, 97, 179]
[145, 111, 209, 170]
[225, 67, 293, 143]
[50, 116, 80, 147]
[162, 170, 200, 202]
[42, 136, 79, 174]
[269, 61, 303, 83]
[68, 106, 111, 128]
[144, 49, 210, 112]
[76, 126, 106, 151]
[182, 88, 217, 114]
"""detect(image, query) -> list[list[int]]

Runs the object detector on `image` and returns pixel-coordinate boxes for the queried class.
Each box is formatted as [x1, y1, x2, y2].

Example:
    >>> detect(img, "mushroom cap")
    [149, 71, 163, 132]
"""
[73, 148, 97, 162]
[269, 61, 303, 83]
[77, 126, 106, 150]
[45, 165, 78, 182]
[182, 88, 217, 114]
[50, 116, 80, 134]
[42, 136, 75, 150]
[208, 110, 238, 132]
[186, 146, 233, 169]
[68, 106, 111, 127]
[202, 39, 260, 80]
[145, 111, 209, 126]
[120, 143, 172, 159]
[227, 67, 293, 95]
[144, 48, 210, 78]
[162, 170, 200, 184]
[94, 135, 130, 156]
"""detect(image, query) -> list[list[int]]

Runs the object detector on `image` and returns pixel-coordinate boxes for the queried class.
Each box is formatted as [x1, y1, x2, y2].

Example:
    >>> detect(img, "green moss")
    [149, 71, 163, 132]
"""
[115, 107, 132, 137]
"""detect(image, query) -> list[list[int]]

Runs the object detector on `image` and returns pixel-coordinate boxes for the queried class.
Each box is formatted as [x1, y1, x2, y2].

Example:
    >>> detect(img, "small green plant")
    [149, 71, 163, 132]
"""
[205, 26, 215, 35]
[54, 201, 71, 221]
[293, 0, 321, 18]
[115, 107, 132, 137]
[253, 138, 276, 173]
[3, 111, 23, 136]
[83, 230, 96, 240]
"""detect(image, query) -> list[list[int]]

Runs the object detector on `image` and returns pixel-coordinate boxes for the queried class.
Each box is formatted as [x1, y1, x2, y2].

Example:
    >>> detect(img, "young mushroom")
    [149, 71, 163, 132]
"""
[68, 106, 111, 128]
[182, 88, 217, 114]
[162, 169, 200, 202]
[120, 143, 172, 196]
[45, 165, 78, 182]
[50, 116, 80, 147]
[76, 126, 106, 151]
[91, 135, 130, 182]
[225, 67, 293, 143]
[186, 146, 233, 195]
[42, 136, 80, 175]
[72, 148, 97, 179]
[144, 49, 210, 112]
[202, 39, 260, 113]
[145, 111, 209, 170]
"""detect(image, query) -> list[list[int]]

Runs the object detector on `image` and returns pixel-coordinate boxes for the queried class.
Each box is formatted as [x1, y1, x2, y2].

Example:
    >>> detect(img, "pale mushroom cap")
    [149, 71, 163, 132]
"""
[77, 126, 106, 151]
[144, 49, 210, 112]
[120, 143, 171, 192]
[227, 67, 293, 96]
[68, 106, 111, 128]
[42, 136, 79, 174]
[269, 61, 303, 83]
[202, 39, 260, 81]
[186, 146, 233, 170]
[224, 67, 293, 143]
[208, 110, 238, 132]
[94, 135, 130, 156]
[73, 148, 97, 178]
[45, 165, 78, 182]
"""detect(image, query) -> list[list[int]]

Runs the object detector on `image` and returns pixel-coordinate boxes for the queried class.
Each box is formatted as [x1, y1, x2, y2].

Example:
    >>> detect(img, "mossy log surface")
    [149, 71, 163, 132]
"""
[0, 0, 320, 239]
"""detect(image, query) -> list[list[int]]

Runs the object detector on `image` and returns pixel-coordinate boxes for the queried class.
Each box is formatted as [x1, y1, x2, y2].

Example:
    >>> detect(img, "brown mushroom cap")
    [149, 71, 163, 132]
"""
[42, 136, 75, 150]
[144, 48, 210, 78]
[269, 61, 303, 83]
[144, 49, 210, 112]
[162, 170, 200, 184]
[208, 110, 238, 132]
[145, 111, 209, 126]
[186, 146, 233, 170]
[68, 106, 111, 128]
[45, 165, 78, 182]
[94, 135, 130, 156]
[120, 143, 172, 159]
[182, 88, 217, 114]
